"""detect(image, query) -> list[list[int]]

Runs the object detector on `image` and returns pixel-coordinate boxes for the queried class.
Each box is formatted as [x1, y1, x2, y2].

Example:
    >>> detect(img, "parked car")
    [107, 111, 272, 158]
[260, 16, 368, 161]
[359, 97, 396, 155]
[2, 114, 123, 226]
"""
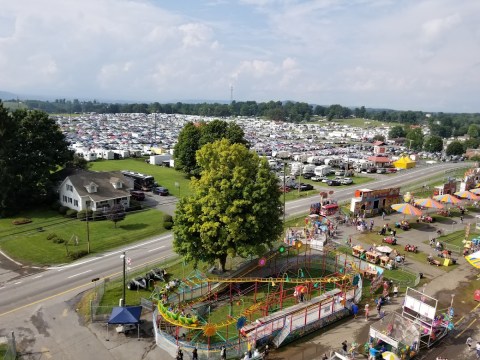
[366, 167, 377, 173]
[341, 177, 353, 185]
[302, 173, 314, 179]
[153, 186, 169, 196]
[299, 183, 314, 191]
[386, 168, 397, 173]
[334, 170, 345, 176]
[376, 168, 387, 174]
[130, 190, 145, 201]
[311, 176, 327, 182]
[327, 179, 341, 186]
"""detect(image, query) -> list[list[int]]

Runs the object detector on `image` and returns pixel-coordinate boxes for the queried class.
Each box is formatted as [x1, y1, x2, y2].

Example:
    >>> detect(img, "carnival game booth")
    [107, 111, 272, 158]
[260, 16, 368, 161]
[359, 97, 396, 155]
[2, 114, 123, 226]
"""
[367, 287, 453, 359]
[350, 188, 401, 217]
[368, 312, 421, 359]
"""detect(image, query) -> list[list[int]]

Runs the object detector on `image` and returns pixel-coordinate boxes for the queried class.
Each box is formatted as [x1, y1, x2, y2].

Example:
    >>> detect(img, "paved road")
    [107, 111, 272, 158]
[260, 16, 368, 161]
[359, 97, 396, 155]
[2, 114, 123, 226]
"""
[0, 162, 468, 317]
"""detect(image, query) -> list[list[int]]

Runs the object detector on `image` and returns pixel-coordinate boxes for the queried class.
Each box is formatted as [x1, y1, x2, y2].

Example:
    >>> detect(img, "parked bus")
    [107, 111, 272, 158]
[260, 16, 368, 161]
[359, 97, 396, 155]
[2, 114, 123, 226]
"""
[121, 170, 156, 191]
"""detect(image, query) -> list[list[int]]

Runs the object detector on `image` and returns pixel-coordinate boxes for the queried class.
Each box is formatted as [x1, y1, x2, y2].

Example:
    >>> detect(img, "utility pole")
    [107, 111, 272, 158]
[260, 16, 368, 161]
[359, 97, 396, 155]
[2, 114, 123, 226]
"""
[121, 252, 126, 307]
[283, 162, 286, 224]
[154, 113, 157, 145]
[86, 202, 91, 253]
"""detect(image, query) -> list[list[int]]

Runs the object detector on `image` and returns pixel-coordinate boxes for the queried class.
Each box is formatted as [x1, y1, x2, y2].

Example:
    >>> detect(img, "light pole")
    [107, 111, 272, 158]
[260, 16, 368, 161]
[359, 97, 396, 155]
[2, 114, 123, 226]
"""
[86, 202, 91, 254]
[120, 252, 126, 307]
[283, 162, 286, 224]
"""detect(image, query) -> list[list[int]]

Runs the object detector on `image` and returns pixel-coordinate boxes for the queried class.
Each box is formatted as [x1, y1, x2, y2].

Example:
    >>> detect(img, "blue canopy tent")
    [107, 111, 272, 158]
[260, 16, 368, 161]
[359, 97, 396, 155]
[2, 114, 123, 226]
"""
[107, 306, 142, 339]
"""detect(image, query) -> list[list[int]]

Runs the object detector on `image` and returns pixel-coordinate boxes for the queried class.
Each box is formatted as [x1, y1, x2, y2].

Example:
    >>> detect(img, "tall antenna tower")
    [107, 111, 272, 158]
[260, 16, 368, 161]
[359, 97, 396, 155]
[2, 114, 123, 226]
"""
[230, 85, 234, 103]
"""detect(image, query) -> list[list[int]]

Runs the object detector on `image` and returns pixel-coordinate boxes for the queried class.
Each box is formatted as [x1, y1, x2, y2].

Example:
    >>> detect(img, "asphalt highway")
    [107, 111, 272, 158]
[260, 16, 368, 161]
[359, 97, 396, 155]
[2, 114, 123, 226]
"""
[0, 162, 468, 317]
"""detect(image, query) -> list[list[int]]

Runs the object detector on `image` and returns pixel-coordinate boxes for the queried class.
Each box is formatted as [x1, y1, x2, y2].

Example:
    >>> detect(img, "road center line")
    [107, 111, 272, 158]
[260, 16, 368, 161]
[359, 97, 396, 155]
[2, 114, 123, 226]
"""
[148, 245, 166, 252]
[67, 270, 92, 279]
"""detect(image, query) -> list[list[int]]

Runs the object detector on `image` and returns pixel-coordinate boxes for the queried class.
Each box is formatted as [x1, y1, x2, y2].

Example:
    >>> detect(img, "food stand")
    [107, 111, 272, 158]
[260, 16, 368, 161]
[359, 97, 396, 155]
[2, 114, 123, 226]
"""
[365, 251, 381, 264]
[350, 187, 401, 217]
[352, 245, 366, 259]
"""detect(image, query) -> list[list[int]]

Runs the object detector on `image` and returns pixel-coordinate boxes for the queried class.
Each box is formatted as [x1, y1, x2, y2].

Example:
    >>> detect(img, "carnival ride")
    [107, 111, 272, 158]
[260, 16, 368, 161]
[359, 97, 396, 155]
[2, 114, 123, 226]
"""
[152, 242, 362, 357]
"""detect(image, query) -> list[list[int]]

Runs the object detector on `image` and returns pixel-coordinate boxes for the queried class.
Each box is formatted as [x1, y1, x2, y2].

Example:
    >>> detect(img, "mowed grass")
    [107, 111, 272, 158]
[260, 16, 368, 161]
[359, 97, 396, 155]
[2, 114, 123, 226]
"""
[88, 158, 193, 197]
[0, 208, 166, 265]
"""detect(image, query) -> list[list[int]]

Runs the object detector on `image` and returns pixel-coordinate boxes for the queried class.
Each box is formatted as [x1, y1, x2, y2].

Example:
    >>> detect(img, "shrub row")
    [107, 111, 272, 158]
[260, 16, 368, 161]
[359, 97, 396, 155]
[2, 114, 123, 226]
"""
[163, 214, 174, 230]
[46, 232, 65, 244]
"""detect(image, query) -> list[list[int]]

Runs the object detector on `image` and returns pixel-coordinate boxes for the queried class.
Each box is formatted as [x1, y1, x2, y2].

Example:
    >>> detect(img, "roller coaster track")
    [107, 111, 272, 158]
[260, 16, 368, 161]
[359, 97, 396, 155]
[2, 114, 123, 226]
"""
[196, 274, 352, 284]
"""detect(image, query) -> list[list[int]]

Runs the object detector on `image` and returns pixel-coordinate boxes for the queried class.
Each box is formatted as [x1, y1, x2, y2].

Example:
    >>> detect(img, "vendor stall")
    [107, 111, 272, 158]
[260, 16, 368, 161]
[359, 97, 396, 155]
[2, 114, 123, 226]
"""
[366, 251, 381, 264]
[352, 245, 366, 259]
[350, 187, 401, 217]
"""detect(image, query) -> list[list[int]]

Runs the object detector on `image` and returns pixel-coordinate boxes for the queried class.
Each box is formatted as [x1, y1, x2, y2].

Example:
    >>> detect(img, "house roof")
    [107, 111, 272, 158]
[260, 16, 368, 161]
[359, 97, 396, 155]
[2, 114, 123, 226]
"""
[67, 171, 132, 201]
[372, 141, 386, 146]
[367, 156, 391, 163]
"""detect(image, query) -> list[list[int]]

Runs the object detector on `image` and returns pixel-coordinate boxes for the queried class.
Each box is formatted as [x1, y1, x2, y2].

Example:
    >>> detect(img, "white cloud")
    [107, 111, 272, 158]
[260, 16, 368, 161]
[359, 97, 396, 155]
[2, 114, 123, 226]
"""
[0, 0, 479, 111]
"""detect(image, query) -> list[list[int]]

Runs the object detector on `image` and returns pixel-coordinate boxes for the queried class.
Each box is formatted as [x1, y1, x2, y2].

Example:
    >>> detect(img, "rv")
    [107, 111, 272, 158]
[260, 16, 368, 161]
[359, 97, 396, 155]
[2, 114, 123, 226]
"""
[290, 162, 303, 176]
[302, 164, 316, 177]
[307, 156, 325, 165]
[314, 165, 333, 177]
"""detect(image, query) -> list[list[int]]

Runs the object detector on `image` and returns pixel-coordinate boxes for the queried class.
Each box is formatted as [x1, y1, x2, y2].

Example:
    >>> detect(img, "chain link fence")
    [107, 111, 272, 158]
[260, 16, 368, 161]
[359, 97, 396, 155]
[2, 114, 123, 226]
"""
[1, 332, 17, 360]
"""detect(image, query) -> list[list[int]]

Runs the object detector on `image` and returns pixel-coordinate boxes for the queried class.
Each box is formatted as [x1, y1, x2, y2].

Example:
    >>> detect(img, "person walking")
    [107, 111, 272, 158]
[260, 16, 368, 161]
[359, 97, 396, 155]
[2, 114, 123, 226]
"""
[476, 341, 480, 358]
[393, 285, 399, 297]
[376, 300, 382, 316]
[192, 347, 198, 360]
[342, 340, 348, 354]
[466, 337, 473, 350]
[221, 345, 227, 360]
[460, 215, 464, 223]
[365, 304, 369, 321]
[382, 211, 386, 220]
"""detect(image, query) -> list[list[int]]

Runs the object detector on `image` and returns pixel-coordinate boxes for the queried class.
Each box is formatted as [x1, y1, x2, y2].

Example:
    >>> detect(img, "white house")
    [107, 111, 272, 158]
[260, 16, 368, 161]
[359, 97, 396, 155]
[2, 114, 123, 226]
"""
[58, 171, 134, 212]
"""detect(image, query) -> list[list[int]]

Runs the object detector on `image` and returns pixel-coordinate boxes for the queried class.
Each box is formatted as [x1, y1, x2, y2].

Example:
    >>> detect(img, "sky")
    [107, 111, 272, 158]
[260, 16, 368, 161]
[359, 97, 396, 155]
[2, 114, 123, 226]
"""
[1, 0, 480, 112]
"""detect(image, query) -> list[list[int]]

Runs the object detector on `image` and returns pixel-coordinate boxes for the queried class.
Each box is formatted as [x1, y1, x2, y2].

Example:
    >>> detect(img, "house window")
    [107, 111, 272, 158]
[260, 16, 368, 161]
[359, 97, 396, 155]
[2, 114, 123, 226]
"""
[63, 195, 67, 203]
[66, 184, 73, 192]
[68, 197, 73, 204]
[74, 200, 78, 207]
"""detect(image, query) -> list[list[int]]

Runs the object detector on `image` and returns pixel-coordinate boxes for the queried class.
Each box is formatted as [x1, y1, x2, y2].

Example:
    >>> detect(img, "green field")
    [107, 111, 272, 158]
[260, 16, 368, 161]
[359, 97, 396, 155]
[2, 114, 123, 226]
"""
[88, 158, 193, 197]
[0, 208, 166, 265]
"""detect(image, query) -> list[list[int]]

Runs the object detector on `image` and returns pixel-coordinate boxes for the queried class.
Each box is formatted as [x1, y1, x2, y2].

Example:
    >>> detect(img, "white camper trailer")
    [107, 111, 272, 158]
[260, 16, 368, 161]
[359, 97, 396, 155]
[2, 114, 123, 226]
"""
[314, 165, 333, 177]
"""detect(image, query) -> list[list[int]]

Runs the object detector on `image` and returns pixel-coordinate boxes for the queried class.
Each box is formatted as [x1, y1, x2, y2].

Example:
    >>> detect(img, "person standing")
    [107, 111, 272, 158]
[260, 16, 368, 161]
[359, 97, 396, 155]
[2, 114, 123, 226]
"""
[365, 304, 369, 321]
[466, 337, 473, 350]
[476, 341, 480, 358]
[393, 285, 399, 297]
[342, 340, 348, 354]
[221, 345, 227, 360]
[460, 215, 464, 223]
[382, 211, 386, 220]
[352, 303, 359, 319]
[192, 347, 198, 360]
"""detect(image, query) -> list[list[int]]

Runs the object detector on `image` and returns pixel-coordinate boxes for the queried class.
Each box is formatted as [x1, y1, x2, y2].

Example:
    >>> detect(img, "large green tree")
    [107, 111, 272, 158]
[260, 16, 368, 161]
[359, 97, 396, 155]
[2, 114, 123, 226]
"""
[173, 122, 201, 174]
[423, 135, 444, 153]
[406, 128, 424, 151]
[174, 120, 248, 176]
[173, 139, 283, 272]
[446, 141, 464, 156]
[388, 125, 406, 139]
[0, 104, 73, 215]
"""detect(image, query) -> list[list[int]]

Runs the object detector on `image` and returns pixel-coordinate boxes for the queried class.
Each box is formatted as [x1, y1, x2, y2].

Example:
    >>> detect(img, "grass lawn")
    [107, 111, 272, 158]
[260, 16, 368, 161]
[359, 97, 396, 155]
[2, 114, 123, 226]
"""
[0, 208, 167, 265]
[88, 158, 192, 197]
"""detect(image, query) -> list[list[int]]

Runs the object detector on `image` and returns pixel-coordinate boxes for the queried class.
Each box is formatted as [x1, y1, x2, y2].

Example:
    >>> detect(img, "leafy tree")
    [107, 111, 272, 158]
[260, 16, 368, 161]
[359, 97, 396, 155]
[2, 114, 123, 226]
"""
[372, 134, 385, 142]
[388, 125, 406, 139]
[446, 141, 464, 156]
[65, 153, 89, 170]
[106, 204, 126, 228]
[174, 120, 248, 176]
[467, 124, 480, 139]
[0, 104, 73, 215]
[406, 128, 424, 151]
[463, 138, 480, 151]
[423, 135, 444, 153]
[173, 139, 283, 272]
[173, 122, 201, 175]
